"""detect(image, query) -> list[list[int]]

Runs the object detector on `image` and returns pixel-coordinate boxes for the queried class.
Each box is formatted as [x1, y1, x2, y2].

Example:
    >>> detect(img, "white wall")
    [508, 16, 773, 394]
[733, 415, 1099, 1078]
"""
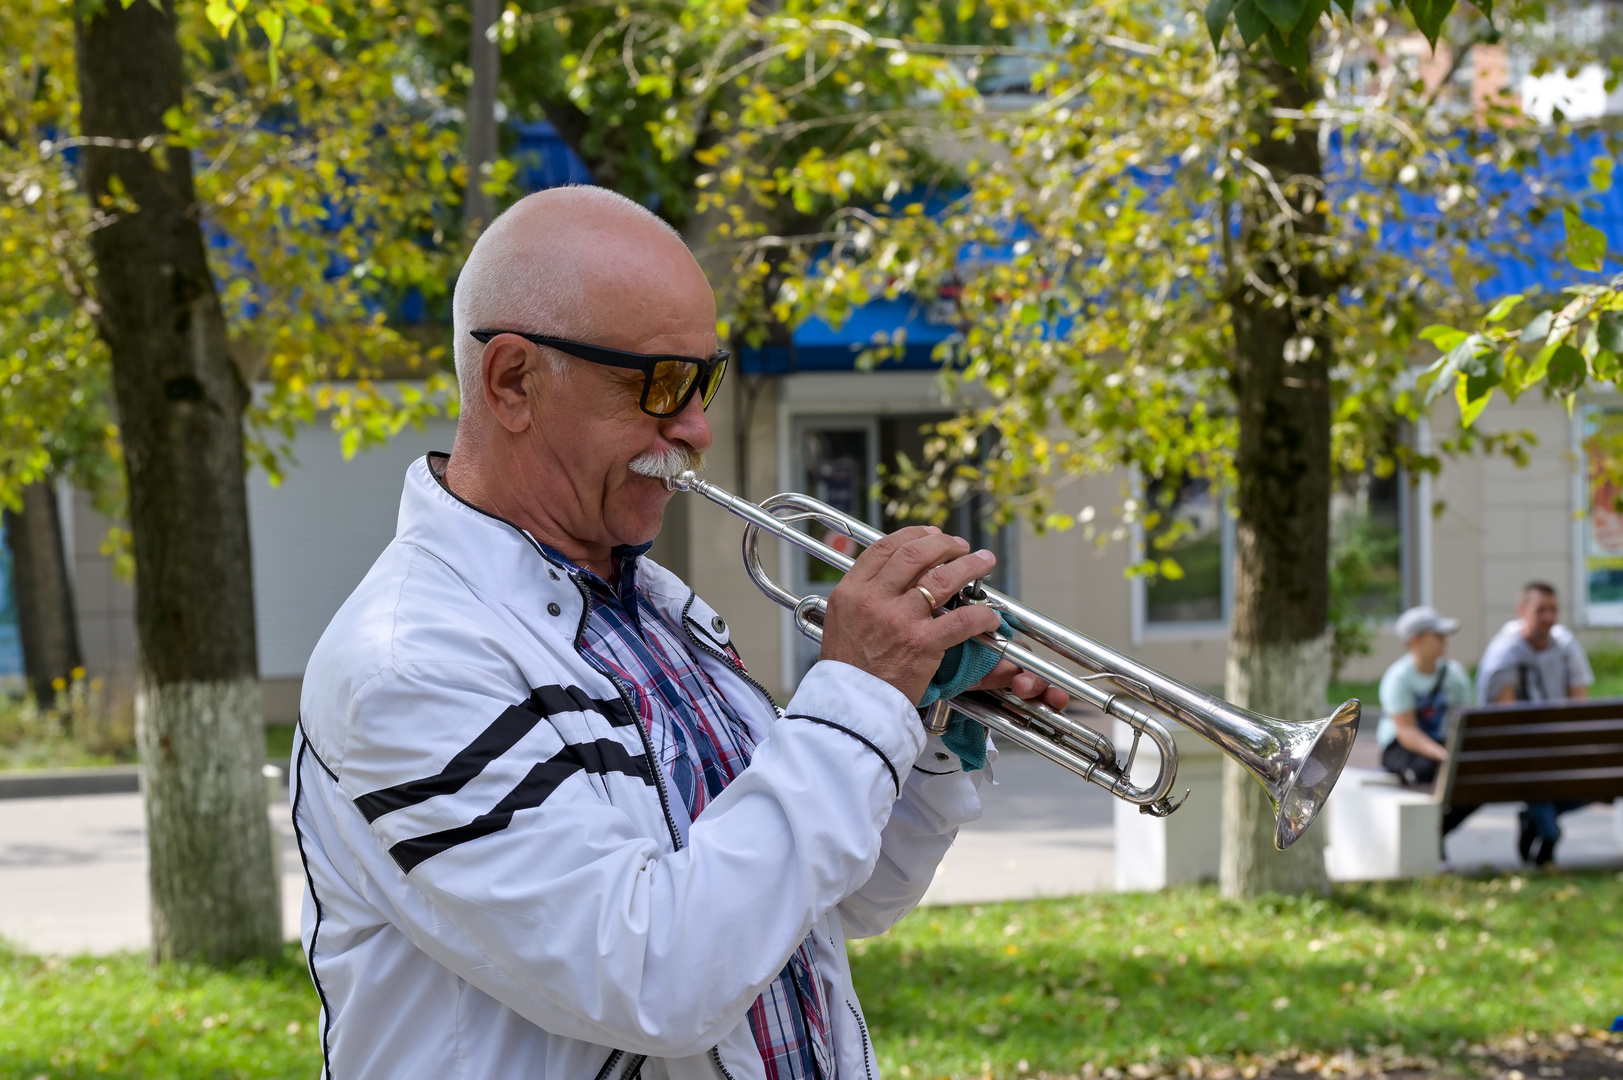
[246, 419, 457, 679]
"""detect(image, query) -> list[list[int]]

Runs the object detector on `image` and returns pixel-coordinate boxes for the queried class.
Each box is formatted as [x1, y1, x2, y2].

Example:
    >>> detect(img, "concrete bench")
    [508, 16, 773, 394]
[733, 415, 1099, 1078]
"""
[1322, 767, 1441, 880]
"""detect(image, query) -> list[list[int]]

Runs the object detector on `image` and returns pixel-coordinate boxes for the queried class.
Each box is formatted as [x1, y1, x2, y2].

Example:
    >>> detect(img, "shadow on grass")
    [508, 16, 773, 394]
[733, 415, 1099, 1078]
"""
[853, 873, 1623, 1077]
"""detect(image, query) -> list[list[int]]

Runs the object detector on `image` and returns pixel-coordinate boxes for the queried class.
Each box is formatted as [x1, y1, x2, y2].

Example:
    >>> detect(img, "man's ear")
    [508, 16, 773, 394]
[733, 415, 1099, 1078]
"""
[482, 337, 543, 434]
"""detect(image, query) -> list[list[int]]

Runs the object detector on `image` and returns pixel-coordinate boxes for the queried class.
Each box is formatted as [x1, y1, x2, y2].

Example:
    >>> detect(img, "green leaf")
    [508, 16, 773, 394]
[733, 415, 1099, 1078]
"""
[1265, 22, 1310, 71]
[1547, 343, 1587, 394]
[1483, 294, 1525, 323]
[1564, 206, 1607, 272]
[1456, 377, 1493, 426]
[256, 9, 285, 48]
[1592, 156, 1615, 194]
[1253, 0, 1306, 33]
[1205, 0, 1236, 49]
[1520, 310, 1553, 342]
[1419, 324, 1469, 350]
[1232, 0, 1271, 46]
[1599, 310, 1623, 354]
[1410, 0, 1455, 47]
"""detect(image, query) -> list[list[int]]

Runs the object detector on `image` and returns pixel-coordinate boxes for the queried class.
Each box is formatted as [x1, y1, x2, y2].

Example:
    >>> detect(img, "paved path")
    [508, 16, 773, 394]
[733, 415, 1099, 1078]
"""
[2, 748, 1620, 954]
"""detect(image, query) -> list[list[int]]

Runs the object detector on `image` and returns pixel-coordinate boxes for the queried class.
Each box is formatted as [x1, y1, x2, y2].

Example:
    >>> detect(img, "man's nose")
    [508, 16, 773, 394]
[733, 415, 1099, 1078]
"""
[661, 390, 714, 452]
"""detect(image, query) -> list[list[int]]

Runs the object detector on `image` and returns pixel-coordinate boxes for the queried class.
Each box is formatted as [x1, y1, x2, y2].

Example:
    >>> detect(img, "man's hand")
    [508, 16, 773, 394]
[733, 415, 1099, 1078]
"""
[970, 659, 1069, 712]
[818, 526, 1060, 707]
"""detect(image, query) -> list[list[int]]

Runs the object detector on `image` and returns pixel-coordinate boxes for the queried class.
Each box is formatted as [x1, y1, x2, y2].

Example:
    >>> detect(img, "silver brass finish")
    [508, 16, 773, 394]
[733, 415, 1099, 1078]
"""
[668, 471, 1361, 849]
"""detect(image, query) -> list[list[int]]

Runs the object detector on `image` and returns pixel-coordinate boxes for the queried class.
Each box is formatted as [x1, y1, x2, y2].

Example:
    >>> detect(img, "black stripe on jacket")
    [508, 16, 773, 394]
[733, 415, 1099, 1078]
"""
[354, 684, 636, 823]
[388, 737, 655, 873]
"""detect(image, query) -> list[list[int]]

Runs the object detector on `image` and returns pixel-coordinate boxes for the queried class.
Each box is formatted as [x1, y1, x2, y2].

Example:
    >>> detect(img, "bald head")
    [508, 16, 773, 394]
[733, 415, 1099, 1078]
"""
[451, 186, 697, 403]
[442, 185, 719, 576]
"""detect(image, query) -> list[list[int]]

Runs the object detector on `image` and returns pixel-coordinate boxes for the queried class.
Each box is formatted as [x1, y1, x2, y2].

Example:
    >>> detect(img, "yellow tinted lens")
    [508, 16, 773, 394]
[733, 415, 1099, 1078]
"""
[700, 356, 727, 409]
[647, 360, 699, 415]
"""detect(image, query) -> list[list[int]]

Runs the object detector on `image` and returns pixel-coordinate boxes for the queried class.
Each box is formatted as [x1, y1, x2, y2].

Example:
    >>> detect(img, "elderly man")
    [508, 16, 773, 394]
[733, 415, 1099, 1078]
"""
[291, 186, 1062, 1080]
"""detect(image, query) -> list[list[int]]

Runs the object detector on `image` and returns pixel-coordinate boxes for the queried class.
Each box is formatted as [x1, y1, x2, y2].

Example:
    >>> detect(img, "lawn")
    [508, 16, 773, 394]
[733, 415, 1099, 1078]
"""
[3, 872, 1618, 1079]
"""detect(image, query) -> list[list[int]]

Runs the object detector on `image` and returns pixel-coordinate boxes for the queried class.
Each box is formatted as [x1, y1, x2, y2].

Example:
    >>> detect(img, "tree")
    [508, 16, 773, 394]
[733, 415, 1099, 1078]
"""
[4, 481, 83, 712]
[0, 0, 467, 962]
[74, 0, 281, 962]
[557, 0, 1588, 893]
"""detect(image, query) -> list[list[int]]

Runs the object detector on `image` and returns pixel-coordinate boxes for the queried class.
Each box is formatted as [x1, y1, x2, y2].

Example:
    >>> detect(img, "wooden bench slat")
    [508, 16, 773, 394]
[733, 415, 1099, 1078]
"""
[1455, 744, 1623, 773]
[1461, 719, 1623, 750]
[1449, 773, 1623, 806]
[1440, 701, 1623, 812]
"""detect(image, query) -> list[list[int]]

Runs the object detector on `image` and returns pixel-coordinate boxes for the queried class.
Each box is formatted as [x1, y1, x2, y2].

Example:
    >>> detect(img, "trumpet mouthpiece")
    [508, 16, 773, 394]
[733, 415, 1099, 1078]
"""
[666, 470, 700, 492]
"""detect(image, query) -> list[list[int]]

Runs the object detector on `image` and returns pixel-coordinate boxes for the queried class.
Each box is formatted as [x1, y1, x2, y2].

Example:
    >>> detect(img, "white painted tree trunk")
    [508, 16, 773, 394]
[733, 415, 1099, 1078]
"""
[1219, 632, 1332, 898]
[139, 677, 281, 962]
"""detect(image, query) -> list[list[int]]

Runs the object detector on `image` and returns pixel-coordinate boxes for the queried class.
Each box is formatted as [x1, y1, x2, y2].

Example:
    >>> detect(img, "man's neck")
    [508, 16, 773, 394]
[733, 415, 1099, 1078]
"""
[1413, 654, 1438, 675]
[442, 442, 616, 580]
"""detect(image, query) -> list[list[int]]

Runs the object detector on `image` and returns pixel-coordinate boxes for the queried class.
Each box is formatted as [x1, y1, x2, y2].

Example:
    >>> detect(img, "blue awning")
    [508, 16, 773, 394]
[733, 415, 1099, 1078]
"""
[739, 294, 961, 374]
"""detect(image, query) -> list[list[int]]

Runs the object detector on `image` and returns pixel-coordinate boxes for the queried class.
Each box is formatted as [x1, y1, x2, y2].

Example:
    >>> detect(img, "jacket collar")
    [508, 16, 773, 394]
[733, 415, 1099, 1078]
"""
[396, 454, 733, 652]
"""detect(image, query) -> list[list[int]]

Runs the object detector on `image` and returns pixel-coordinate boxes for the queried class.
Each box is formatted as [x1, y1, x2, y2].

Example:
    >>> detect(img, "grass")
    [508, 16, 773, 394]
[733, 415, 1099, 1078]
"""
[3, 874, 1618, 1079]
[264, 724, 296, 768]
[0, 943, 318, 1079]
[1326, 681, 1378, 709]
[849, 873, 1623, 1079]
[1588, 640, 1623, 699]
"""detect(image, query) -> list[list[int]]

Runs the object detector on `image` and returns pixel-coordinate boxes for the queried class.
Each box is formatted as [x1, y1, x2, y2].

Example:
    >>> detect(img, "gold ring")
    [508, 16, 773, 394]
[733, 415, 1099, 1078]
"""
[915, 584, 938, 612]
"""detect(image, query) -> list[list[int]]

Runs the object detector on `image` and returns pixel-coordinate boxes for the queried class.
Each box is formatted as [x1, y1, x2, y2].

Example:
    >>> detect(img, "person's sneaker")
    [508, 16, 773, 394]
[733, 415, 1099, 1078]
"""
[1517, 810, 1537, 863]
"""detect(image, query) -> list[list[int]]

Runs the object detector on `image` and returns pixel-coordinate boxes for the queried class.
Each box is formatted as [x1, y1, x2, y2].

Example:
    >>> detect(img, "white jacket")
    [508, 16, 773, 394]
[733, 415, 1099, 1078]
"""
[291, 454, 986, 1080]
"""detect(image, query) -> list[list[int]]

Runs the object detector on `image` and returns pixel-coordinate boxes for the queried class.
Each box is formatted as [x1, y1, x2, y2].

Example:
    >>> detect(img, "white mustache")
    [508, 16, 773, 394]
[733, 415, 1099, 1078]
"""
[628, 446, 705, 481]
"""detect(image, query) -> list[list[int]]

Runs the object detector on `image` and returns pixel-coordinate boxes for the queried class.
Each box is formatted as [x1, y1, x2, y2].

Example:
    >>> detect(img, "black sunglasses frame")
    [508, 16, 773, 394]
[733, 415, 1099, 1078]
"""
[470, 330, 729, 418]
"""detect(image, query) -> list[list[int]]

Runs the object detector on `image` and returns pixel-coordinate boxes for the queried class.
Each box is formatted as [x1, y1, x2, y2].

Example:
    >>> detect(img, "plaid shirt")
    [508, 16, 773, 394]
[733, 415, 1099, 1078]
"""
[553, 542, 837, 1080]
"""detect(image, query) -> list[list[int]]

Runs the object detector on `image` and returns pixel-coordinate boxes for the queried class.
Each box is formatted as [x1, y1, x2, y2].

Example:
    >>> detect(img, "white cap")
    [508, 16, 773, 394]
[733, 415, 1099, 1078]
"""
[1395, 605, 1461, 641]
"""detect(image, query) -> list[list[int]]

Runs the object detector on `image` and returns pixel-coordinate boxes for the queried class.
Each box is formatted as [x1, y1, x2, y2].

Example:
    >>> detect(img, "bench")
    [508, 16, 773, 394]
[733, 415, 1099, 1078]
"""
[1439, 697, 1623, 814]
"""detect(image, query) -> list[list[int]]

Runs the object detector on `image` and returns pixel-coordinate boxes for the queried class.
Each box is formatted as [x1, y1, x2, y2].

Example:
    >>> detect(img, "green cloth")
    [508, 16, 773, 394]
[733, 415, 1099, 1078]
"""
[917, 616, 1013, 771]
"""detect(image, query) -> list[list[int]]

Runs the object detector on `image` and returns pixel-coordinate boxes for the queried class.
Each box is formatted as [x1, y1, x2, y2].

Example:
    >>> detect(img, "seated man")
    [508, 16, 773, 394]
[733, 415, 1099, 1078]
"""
[290, 186, 1064, 1079]
[1476, 581, 1594, 865]
[1377, 606, 1476, 836]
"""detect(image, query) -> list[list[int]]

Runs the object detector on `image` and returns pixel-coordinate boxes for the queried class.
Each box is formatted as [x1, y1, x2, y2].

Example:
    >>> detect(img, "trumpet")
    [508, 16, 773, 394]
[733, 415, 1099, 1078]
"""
[668, 472, 1360, 850]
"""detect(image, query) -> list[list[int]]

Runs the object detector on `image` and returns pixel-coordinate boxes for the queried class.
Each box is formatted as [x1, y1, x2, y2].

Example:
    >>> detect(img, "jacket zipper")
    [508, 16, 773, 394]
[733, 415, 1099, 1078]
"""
[680, 615, 779, 716]
[569, 575, 686, 853]
[593, 1049, 625, 1080]
[847, 1000, 876, 1080]
[710, 1046, 740, 1080]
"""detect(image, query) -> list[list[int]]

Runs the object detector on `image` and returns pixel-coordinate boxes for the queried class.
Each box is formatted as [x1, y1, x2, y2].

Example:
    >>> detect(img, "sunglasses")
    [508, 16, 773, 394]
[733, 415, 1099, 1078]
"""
[470, 330, 729, 418]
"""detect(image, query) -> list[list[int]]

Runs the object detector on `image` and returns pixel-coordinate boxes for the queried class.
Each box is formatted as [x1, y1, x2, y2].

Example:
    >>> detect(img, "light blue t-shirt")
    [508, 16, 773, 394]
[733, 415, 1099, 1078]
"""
[1375, 654, 1474, 748]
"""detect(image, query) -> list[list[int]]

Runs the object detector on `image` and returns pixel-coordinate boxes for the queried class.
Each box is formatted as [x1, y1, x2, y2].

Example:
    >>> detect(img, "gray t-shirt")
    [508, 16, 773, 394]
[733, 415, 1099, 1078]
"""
[1475, 620, 1594, 704]
[1376, 654, 1474, 748]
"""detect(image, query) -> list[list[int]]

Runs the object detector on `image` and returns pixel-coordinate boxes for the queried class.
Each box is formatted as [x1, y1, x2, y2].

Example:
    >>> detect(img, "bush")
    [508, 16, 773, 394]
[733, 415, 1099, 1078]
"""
[0, 671, 135, 769]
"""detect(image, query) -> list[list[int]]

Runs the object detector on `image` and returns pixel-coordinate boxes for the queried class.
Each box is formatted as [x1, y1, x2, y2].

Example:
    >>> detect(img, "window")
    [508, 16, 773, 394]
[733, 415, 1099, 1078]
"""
[1330, 465, 1405, 620]
[1136, 457, 1412, 639]
[787, 412, 1014, 680]
[1142, 476, 1231, 629]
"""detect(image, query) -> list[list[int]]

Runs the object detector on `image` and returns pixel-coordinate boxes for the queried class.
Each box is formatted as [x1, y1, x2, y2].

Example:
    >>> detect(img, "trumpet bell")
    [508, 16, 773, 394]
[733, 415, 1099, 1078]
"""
[1269, 698, 1361, 850]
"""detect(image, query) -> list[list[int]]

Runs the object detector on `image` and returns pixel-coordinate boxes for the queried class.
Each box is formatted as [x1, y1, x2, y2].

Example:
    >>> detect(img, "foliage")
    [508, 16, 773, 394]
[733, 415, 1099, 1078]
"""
[0, 0, 463, 535]
[2, 876, 1618, 1078]
[1584, 638, 1623, 697]
[0, 941, 318, 1079]
[634, 0, 1580, 544]
[851, 875, 1623, 1079]
[0, 0, 123, 516]
[0, 672, 136, 769]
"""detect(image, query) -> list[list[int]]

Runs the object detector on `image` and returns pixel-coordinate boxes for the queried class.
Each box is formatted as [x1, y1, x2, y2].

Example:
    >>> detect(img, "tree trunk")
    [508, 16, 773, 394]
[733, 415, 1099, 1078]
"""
[1220, 61, 1333, 899]
[4, 480, 83, 712]
[465, 0, 502, 235]
[75, 0, 279, 963]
